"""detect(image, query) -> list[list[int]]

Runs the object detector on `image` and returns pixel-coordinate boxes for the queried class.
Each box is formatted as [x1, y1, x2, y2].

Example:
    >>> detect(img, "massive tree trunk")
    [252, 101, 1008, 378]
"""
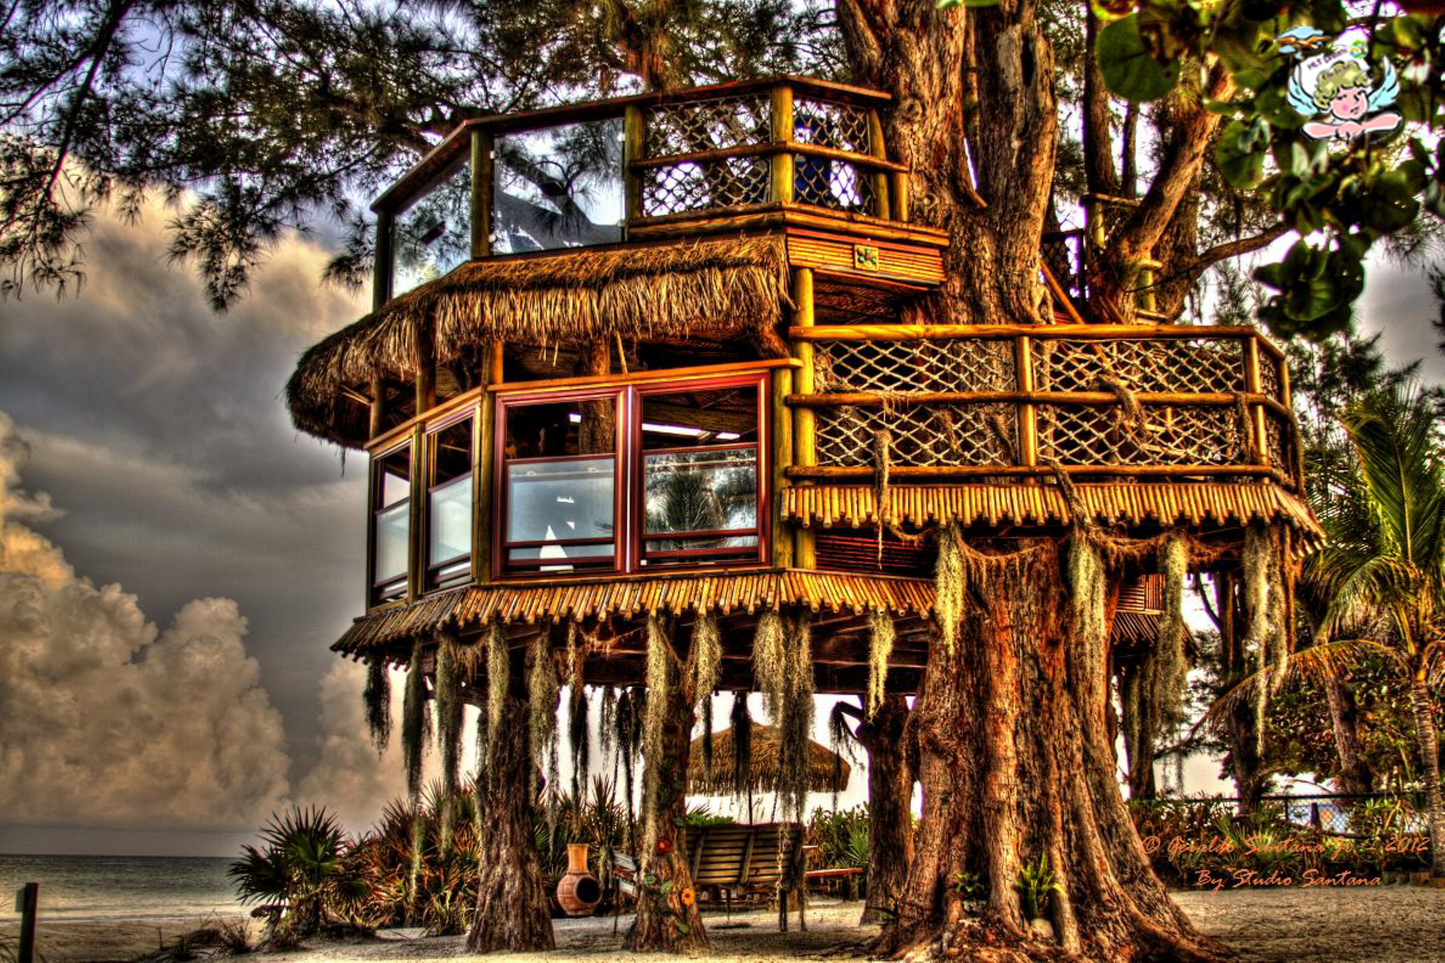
[1407, 674, 1445, 879]
[880, 537, 1223, 960]
[626, 684, 708, 951]
[856, 693, 914, 925]
[467, 691, 555, 953]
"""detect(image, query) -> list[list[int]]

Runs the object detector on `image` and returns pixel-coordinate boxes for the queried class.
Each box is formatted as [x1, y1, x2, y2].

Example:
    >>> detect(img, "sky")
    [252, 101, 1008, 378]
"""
[0, 192, 1442, 857]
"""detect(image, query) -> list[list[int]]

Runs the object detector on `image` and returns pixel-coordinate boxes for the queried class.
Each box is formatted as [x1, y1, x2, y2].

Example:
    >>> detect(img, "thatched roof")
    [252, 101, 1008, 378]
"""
[688, 722, 851, 796]
[287, 234, 792, 447]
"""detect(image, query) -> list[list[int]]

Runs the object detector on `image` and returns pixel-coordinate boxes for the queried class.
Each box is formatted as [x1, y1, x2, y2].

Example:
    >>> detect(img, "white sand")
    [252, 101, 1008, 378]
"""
[6, 889, 1443, 961]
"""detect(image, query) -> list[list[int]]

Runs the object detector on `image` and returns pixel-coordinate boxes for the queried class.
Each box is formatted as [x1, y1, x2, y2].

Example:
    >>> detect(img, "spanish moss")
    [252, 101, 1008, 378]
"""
[754, 607, 786, 720]
[484, 620, 508, 769]
[692, 611, 723, 777]
[934, 523, 966, 655]
[566, 622, 590, 800]
[1243, 524, 1275, 752]
[363, 657, 391, 754]
[729, 690, 753, 803]
[401, 643, 430, 799]
[866, 608, 895, 715]
[779, 612, 815, 824]
[1157, 529, 1190, 723]
[641, 614, 671, 854]
[528, 631, 559, 800]
[435, 636, 464, 856]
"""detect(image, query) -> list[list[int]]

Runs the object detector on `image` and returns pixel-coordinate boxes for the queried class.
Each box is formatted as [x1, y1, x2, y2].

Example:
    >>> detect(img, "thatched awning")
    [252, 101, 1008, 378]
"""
[688, 722, 850, 795]
[287, 234, 792, 447]
[784, 483, 1324, 549]
[332, 569, 935, 656]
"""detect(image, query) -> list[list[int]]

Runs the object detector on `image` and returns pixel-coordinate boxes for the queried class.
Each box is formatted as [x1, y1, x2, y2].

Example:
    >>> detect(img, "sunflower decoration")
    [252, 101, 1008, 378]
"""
[680, 886, 696, 907]
[656, 836, 674, 854]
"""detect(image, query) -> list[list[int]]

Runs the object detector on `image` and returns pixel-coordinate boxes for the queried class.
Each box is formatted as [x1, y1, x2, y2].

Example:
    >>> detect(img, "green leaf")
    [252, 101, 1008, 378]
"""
[1216, 118, 1268, 188]
[1097, 15, 1181, 102]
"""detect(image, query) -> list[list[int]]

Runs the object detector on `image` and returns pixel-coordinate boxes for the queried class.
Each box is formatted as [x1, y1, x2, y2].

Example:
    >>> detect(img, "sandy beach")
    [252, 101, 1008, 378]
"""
[5, 888, 1442, 962]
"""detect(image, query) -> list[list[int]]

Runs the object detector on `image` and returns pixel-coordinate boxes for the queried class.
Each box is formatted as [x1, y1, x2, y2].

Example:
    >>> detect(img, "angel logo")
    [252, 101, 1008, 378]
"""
[1288, 47, 1402, 142]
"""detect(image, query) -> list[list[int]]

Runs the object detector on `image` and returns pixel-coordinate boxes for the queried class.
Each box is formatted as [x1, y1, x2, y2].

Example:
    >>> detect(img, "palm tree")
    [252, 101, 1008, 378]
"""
[1307, 386, 1444, 878]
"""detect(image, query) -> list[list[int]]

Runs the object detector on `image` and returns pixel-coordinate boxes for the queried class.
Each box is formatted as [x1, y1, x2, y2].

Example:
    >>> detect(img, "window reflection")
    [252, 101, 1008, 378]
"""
[394, 160, 472, 296]
[493, 120, 625, 254]
[428, 418, 473, 589]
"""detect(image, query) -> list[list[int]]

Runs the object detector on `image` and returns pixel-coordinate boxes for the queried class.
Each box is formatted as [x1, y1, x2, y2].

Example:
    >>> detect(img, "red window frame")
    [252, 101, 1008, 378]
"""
[493, 372, 768, 578]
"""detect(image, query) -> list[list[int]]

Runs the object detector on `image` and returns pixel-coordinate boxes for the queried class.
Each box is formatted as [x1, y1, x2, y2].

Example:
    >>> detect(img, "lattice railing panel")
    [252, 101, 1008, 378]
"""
[1037, 403, 1244, 466]
[1264, 413, 1292, 473]
[1032, 338, 1246, 395]
[642, 157, 770, 216]
[793, 155, 874, 213]
[813, 339, 1015, 394]
[645, 94, 770, 157]
[1258, 353, 1281, 401]
[793, 98, 872, 155]
[817, 404, 1015, 468]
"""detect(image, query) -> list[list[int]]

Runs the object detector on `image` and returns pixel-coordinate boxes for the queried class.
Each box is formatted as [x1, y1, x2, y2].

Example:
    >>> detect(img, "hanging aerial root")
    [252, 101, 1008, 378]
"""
[641, 615, 672, 855]
[363, 656, 391, 754]
[866, 607, 895, 715]
[528, 631, 559, 800]
[692, 610, 722, 777]
[754, 607, 786, 719]
[483, 620, 507, 770]
[402, 643, 430, 798]
[1157, 529, 1190, 724]
[933, 524, 966, 656]
[435, 635, 464, 856]
[565, 621, 591, 800]
[730, 690, 754, 802]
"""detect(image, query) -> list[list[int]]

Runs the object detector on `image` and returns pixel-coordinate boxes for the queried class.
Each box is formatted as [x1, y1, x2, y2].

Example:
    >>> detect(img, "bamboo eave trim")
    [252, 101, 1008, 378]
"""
[331, 569, 937, 654]
[782, 483, 1323, 544]
[789, 323, 1287, 360]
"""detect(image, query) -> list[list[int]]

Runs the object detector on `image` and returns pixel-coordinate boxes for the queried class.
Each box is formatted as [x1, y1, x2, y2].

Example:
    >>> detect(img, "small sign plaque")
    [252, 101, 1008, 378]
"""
[853, 244, 880, 271]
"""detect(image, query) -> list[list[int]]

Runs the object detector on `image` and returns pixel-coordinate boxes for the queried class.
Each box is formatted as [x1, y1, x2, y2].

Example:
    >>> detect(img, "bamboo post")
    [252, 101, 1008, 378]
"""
[770, 85, 795, 205]
[471, 128, 493, 258]
[1243, 336, 1269, 468]
[624, 104, 646, 232]
[373, 209, 394, 311]
[368, 376, 387, 441]
[1014, 335, 1038, 468]
[790, 267, 816, 569]
[771, 366, 795, 568]
[407, 424, 425, 603]
[474, 341, 503, 583]
[866, 107, 891, 220]
[416, 319, 437, 414]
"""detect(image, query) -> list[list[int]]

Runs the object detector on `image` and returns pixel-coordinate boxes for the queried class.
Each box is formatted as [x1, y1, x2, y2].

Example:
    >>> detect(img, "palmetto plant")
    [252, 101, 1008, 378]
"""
[229, 806, 369, 946]
[1304, 386, 1445, 878]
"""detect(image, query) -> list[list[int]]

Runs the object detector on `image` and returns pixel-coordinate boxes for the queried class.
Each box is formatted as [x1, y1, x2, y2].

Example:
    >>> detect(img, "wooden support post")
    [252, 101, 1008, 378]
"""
[890, 170, 909, 222]
[474, 341, 503, 583]
[790, 267, 816, 569]
[770, 85, 795, 205]
[407, 424, 425, 603]
[416, 320, 437, 414]
[1243, 337, 1269, 467]
[1014, 336, 1038, 468]
[373, 209, 394, 311]
[16, 882, 37, 963]
[471, 129, 493, 258]
[771, 366, 794, 568]
[866, 108, 891, 220]
[624, 105, 646, 233]
[368, 376, 387, 441]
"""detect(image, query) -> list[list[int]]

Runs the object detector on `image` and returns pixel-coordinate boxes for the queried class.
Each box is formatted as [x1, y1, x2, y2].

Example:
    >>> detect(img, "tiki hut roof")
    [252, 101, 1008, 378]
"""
[688, 722, 851, 796]
[287, 234, 792, 447]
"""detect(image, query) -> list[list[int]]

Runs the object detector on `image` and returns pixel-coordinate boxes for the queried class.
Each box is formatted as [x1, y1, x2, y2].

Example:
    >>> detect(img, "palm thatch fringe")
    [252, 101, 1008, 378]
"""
[687, 721, 850, 796]
[287, 235, 791, 447]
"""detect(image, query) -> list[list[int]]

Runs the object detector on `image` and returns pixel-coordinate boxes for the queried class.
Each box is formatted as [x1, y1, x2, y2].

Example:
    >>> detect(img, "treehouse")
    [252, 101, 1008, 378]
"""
[285, 75, 1321, 952]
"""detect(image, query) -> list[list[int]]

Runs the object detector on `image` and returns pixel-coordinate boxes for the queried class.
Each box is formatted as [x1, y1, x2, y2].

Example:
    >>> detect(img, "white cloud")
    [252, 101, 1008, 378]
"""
[0, 411, 292, 831]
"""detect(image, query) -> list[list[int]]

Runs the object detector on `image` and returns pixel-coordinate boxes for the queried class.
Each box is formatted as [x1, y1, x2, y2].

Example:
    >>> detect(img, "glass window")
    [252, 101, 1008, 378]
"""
[394, 160, 472, 297]
[493, 119, 625, 254]
[427, 417, 474, 589]
[372, 444, 411, 603]
[502, 395, 619, 573]
[639, 383, 761, 567]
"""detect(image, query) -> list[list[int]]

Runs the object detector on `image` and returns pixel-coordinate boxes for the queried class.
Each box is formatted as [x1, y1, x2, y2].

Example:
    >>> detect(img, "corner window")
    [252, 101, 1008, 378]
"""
[501, 393, 620, 573]
[372, 442, 411, 603]
[427, 415, 475, 590]
[639, 384, 761, 567]
[496, 373, 766, 578]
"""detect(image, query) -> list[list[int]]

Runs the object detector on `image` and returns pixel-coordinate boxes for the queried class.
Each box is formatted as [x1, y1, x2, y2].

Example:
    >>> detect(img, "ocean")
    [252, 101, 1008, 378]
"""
[0, 854, 245, 924]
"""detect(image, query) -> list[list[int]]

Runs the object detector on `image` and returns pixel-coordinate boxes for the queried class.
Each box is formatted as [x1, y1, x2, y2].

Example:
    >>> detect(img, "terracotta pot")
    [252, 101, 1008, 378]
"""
[556, 843, 603, 916]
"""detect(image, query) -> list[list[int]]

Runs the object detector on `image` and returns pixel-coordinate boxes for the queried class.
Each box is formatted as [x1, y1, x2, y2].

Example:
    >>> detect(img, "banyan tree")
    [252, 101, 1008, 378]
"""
[287, 65, 1319, 963]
